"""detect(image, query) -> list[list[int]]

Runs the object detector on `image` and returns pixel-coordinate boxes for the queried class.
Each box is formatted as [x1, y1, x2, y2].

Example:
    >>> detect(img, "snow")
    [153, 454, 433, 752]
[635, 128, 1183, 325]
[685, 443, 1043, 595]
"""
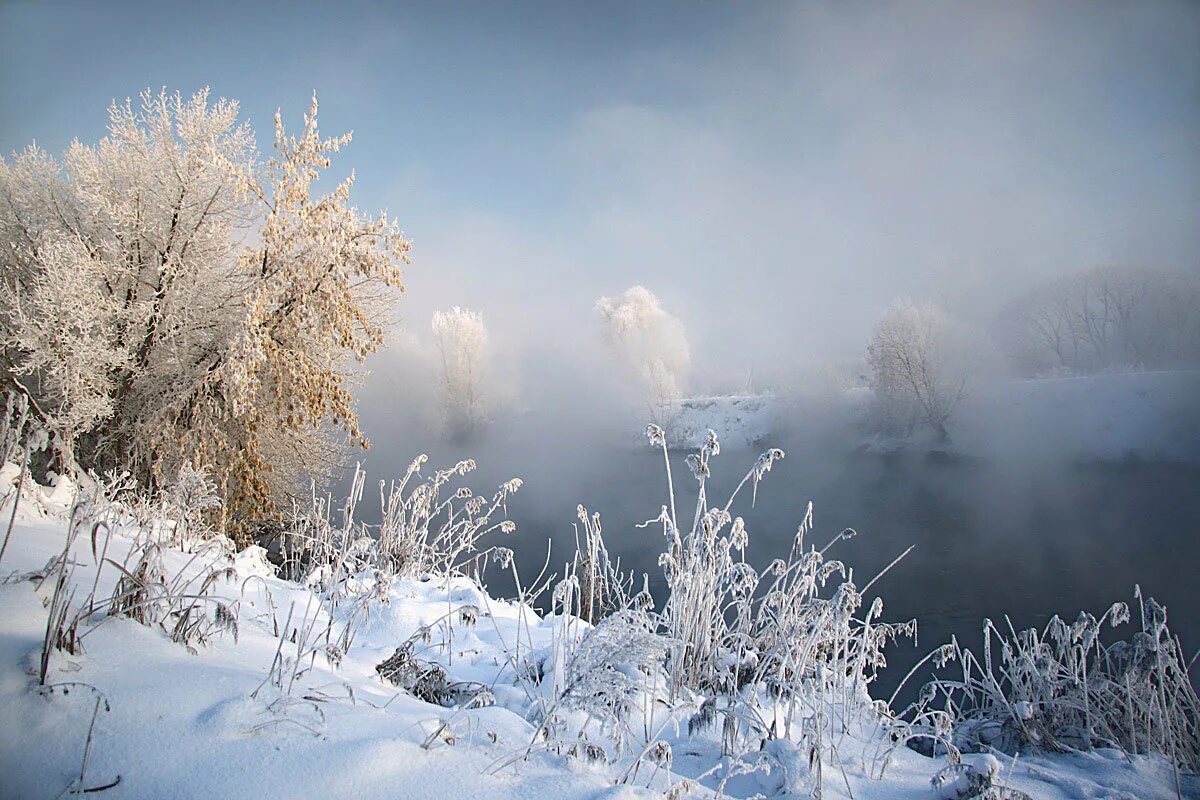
[0, 480, 1194, 800]
[660, 394, 775, 450]
[930, 755, 1001, 799]
[0, 513, 622, 800]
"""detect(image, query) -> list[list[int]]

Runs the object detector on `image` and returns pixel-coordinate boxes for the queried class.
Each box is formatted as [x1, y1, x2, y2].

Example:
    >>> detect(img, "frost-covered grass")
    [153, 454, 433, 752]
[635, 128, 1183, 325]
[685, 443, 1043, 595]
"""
[908, 596, 1200, 776]
[634, 423, 921, 781]
[277, 457, 522, 584]
[0, 440, 1196, 799]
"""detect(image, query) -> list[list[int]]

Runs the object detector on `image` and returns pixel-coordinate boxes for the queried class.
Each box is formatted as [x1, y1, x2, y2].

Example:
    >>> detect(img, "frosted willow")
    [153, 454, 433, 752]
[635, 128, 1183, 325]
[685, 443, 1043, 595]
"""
[0, 89, 409, 541]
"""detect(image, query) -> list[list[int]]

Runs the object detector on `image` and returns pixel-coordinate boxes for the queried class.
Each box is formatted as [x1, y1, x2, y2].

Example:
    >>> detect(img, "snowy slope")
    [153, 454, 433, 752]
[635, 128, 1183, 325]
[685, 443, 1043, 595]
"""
[0, 516, 626, 800]
[0, 481, 1193, 799]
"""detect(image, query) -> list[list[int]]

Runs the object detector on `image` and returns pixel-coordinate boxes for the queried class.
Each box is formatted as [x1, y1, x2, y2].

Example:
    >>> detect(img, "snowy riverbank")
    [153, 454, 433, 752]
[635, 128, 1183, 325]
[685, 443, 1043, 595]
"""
[0, 470, 1193, 799]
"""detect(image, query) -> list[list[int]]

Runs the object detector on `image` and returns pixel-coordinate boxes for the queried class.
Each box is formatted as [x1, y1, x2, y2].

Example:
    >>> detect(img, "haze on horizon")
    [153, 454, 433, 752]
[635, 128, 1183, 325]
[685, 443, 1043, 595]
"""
[2, 0, 1197, 458]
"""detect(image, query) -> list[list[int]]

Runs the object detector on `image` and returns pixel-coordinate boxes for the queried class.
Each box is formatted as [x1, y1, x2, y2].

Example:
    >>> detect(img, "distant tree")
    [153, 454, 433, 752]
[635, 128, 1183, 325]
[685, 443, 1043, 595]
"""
[0, 90, 409, 540]
[431, 306, 488, 440]
[595, 286, 690, 421]
[866, 298, 968, 443]
[999, 267, 1200, 377]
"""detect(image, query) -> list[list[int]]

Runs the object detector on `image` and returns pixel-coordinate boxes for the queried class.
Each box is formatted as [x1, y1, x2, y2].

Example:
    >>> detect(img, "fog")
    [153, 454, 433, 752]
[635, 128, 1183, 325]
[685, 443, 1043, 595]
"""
[276, 6, 1200, 697]
[4, 0, 1198, 702]
[4, 2, 1195, 394]
[358, 2, 1199, 385]
[324, 2, 1200, 458]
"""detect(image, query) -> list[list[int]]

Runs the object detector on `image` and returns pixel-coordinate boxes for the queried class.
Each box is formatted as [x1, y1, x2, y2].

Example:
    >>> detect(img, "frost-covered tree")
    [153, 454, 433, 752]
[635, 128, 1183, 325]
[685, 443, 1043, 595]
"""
[164, 95, 409, 529]
[595, 286, 690, 420]
[0, 89, 408, 539]
[431, 306, 488, 440]
[998, 266, 1200, 377]
[1, 236, 129, 468]
[866, 298, 968, 443]
[0, 91, 257, 475]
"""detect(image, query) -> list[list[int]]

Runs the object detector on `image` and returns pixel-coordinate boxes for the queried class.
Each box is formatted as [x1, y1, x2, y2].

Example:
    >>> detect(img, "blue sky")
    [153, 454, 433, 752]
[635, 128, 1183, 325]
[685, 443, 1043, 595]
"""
[2, 1, 1197, 383]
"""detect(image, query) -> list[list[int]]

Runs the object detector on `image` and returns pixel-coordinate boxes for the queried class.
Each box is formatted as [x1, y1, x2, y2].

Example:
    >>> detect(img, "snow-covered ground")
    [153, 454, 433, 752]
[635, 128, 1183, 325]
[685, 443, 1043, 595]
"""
[660, 394, 775, 450]
[0, 477, 1193, 799]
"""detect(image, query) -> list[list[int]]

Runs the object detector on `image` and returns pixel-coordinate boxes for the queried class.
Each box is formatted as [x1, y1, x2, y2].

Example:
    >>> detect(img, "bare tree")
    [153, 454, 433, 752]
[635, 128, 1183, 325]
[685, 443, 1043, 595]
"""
[999, 267, 1200, 377]
[866, 298, 969, 443]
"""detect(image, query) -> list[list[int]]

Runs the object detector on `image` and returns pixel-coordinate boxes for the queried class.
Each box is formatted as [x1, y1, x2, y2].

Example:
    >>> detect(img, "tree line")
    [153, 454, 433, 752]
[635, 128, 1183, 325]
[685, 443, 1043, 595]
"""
[865, 266, 1199, 444]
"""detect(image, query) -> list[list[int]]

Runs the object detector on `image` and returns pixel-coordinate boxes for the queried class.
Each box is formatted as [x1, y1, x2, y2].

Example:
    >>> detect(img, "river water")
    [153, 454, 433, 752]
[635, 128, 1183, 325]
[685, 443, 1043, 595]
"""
[461, 439, 1200, 704]
[350, 411, 1200, 706]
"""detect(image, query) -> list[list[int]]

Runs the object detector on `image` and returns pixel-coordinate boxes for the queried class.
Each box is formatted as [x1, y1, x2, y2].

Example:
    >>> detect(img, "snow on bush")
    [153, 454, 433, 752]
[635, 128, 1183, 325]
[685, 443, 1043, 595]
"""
[0, 90, 409, 537]
[637, 426, 925, 789]
[930, 754, 1032, 799]
[907, 591, 1200, 774]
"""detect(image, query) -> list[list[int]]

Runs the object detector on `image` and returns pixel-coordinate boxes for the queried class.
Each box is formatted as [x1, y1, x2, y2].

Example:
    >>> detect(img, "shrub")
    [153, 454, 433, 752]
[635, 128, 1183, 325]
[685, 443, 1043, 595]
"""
[0, 90, 409, 533]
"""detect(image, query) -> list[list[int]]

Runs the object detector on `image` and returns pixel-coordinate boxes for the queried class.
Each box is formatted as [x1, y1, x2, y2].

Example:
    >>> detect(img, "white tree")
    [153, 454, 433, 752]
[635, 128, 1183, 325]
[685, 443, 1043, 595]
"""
[1, 89, 257, 479]
[431, 306, 488, 439]
[190, 94, 409, 530]
[0, 89, 409, 540]
[595, 286, 690, 420]
[866, 298, 969, 443]
[1, 235, 129, 468]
